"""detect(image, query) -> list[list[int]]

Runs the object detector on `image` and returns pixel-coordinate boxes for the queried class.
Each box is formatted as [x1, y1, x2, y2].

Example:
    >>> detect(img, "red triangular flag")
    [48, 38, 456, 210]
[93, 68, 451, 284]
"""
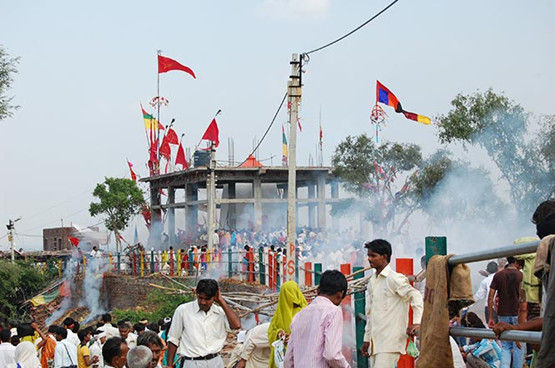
[175, 143, 189, 169]
[68, 237, 80, 247]
[127, 160, 137, 182]
[159, 138, 171, 160]
[158, 55, 196, 79]
[166, 129, 179, 145]
[201, 119, 220, 147]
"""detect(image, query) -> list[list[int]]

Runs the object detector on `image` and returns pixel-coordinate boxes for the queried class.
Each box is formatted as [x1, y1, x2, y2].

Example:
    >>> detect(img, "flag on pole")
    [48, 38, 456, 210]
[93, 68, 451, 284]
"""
[159, 137, 171, 160]
[319, 124, 323, 146]
[127, 160, 137, 182]
[201, 119, 220, 147]
[175, 142, 189, 169]
[282, 124, 288, 166]
[376, 81, 431, 125]
[158, 55, 196, 79]
[141, 105, 164, 130]
[165, 128, 179, 145]
[68, 237, 80, 247]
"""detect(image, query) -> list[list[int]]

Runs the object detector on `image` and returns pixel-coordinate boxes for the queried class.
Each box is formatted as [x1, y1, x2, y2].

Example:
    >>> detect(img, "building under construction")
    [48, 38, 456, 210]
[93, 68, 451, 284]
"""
[140, 160, 340, 244]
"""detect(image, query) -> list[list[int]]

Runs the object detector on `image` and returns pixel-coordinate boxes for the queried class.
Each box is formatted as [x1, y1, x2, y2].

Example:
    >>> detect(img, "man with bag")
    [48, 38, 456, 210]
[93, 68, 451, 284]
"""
[53, 326, 78, 368]
[361, 239, 423, 368]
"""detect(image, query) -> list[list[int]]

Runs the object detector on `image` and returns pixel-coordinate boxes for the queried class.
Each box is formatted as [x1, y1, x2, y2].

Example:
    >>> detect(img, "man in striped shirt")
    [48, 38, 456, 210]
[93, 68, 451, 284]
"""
[284, 270, 350, 367]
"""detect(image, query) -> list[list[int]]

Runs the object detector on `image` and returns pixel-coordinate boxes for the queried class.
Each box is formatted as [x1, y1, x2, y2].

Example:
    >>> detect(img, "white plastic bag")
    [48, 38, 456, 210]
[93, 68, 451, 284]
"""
[272, 338, 286, 368]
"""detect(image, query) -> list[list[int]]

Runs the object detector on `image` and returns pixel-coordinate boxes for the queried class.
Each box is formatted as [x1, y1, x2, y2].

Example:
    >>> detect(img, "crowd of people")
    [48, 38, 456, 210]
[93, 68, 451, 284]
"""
[1, 199, 553, 368]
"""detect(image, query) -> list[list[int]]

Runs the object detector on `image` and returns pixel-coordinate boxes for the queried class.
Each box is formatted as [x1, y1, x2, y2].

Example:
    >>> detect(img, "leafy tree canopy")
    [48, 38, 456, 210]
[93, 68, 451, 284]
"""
[0, 46, 19, 120]
[437, 89, 554, 214]
[89, 177, 145, 239]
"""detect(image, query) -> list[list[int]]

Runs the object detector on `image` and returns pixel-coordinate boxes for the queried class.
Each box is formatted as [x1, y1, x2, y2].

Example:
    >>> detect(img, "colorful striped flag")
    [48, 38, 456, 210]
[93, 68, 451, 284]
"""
[376, 81, 431, 125]
[141, 105, 164, 130]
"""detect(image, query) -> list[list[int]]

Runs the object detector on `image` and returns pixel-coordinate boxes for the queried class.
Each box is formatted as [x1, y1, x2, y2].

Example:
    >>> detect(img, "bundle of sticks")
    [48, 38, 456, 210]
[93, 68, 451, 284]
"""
[149, 267, 372, 318]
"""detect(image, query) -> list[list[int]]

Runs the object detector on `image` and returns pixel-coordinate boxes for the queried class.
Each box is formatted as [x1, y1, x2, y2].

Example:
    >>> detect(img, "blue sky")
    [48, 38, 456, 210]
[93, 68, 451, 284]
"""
[1, 0, 554, 249]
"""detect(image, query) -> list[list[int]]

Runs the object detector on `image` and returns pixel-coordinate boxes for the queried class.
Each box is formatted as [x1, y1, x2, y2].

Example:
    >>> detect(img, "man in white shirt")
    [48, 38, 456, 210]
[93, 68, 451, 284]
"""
[97, 313, 119, 339]
[165, 279, 241, 368]
[90, 246, 102, 258]
[0, 329, 16, 367]
[54, 326, 78, 368]
[361, 239, 423, 368]
[63, 318, 80, 346]
[473, 261, 499, 324]
[118, 321, 137, 349]
[236, 322, 271, 368]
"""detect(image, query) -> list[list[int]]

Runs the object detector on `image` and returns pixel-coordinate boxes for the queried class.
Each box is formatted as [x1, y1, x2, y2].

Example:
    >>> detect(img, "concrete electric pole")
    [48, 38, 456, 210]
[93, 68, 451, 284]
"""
[6, 217, 21, 262]
[285, 53, 302, 281]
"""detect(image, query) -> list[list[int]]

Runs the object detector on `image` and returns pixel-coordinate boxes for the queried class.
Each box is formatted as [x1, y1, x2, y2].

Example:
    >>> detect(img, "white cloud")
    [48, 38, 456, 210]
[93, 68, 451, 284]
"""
[257, 0, 331, 20]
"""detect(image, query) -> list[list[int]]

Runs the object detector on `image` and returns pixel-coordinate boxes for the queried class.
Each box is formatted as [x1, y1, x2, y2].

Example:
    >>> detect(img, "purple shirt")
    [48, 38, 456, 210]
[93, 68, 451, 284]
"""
[284, 296, 350, 368]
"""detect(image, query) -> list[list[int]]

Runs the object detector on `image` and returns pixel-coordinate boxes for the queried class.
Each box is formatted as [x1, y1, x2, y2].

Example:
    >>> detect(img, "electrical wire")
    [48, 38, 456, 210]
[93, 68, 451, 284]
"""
[237, 91, 288, 167]
[304, 0, 400, 55]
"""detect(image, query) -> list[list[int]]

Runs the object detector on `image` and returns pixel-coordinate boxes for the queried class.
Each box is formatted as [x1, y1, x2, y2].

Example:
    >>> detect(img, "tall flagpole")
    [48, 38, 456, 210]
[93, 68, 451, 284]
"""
[156, 50, 162, 167]
[319, 106, 323, 166]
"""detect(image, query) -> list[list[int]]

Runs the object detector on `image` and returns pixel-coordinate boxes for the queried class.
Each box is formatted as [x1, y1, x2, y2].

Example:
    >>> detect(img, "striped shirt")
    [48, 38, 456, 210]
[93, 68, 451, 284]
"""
[284, 296, 350, 368]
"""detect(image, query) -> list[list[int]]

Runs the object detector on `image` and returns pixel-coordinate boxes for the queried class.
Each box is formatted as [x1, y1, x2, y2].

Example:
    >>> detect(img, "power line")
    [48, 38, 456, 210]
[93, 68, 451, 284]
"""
[304, 0, 400, 55]
[237, 91, 288, 167]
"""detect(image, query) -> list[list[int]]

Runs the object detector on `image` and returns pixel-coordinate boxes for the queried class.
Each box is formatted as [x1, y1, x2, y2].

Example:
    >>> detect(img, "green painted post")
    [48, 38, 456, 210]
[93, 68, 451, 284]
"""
[314, 263, 322, 285]
[259, 247, 265, 285]
[228, 249, 233, 278]
[353, 266, 368, 368]
[188, 249, 194, 274]
[117, 252, 121, 272]
[150, 250, 155, 274]
[425, 236, 447, 265]
[276, 257, 281, 289]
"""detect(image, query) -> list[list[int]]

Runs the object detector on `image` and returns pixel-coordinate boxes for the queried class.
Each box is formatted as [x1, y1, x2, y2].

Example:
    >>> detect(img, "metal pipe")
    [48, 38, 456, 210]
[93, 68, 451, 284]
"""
[448, 241, 539, 266]
[450, 327, 542, 344]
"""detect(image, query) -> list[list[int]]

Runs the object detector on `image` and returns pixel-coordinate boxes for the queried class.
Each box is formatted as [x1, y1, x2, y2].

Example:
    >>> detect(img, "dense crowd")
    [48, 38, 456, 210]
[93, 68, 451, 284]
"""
[1, 199, 553, 368]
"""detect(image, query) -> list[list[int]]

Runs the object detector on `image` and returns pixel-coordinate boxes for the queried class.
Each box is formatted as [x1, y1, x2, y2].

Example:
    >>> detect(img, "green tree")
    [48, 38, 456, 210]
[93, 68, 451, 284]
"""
[331, 134, 448, 236]
[89, 177, 145, 252]
[0, 260, 55, 321]
[0, 46, 19, 120]
[436, 89, 554, 214]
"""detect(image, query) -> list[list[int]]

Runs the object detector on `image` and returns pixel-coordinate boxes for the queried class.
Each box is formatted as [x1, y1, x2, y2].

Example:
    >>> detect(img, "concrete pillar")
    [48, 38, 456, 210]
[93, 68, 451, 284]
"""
[149, 185, 162, 248]
[295, 186, 299, 228]
[186, 184, 198, 236]
[228, 183, 236, 229]
[307, 182, 316, 228]
[330, 181, 339, 230]
[168, 187, 176, 245]
[253, 177, 262, 230]
[317, 175, 326, 230]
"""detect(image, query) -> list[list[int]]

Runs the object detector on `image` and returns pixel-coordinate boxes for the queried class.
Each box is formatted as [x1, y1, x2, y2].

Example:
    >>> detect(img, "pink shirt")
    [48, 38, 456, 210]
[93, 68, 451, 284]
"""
[284, 296, 350, 368]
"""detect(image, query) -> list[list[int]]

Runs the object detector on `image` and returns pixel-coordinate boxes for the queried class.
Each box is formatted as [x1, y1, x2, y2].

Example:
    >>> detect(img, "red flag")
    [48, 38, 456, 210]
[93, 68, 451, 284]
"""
[165, 128, 179, 145]
[159, 138, 171, 160]
[158, 55, 196, 79]
[201, 119, 220, 147]
[68, 237, 80, 247]
[127, 160, 137, 182]
[175, 143, 189, 169]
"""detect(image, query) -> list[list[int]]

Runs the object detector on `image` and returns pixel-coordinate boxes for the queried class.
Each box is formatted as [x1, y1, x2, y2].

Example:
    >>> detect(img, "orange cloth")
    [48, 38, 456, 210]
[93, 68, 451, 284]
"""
[40, 335, 56, 368]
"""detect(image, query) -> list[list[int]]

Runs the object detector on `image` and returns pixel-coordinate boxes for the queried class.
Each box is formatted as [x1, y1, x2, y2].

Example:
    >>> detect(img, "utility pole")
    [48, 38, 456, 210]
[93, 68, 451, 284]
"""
[6, 217, 21, 263]
[207, 146, 217, 249]
[286, 53, 302, 281]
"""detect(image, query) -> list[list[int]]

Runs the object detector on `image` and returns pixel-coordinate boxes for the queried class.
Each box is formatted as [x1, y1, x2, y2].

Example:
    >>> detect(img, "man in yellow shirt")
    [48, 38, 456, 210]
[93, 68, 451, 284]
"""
[77, 329, 98, 368]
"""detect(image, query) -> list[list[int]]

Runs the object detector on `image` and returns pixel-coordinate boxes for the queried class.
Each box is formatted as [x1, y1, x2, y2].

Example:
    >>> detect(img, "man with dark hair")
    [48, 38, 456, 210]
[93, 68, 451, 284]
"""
[165, 279, 241, 367]
[488, 256, 525, 367]
[54, 325, 78, 368]
[102, 337, 129, 368]
[0, 328, 16, 366]
[134, 323, 146, 335]
[118, 320, 137, 349]
[98, 313, 119, 338]
[474, 261, 499, 324]
[63, 317, 80, 346]
[77, 329, 99, 367]
[361, 239, 423, 367]
[284, 270, 349, 367]
[137, 330, 164, 368]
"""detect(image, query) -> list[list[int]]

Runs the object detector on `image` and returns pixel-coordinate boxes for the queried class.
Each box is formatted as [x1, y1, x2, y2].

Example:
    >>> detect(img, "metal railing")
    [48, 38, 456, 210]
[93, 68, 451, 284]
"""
[448, 239, 542, 344]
